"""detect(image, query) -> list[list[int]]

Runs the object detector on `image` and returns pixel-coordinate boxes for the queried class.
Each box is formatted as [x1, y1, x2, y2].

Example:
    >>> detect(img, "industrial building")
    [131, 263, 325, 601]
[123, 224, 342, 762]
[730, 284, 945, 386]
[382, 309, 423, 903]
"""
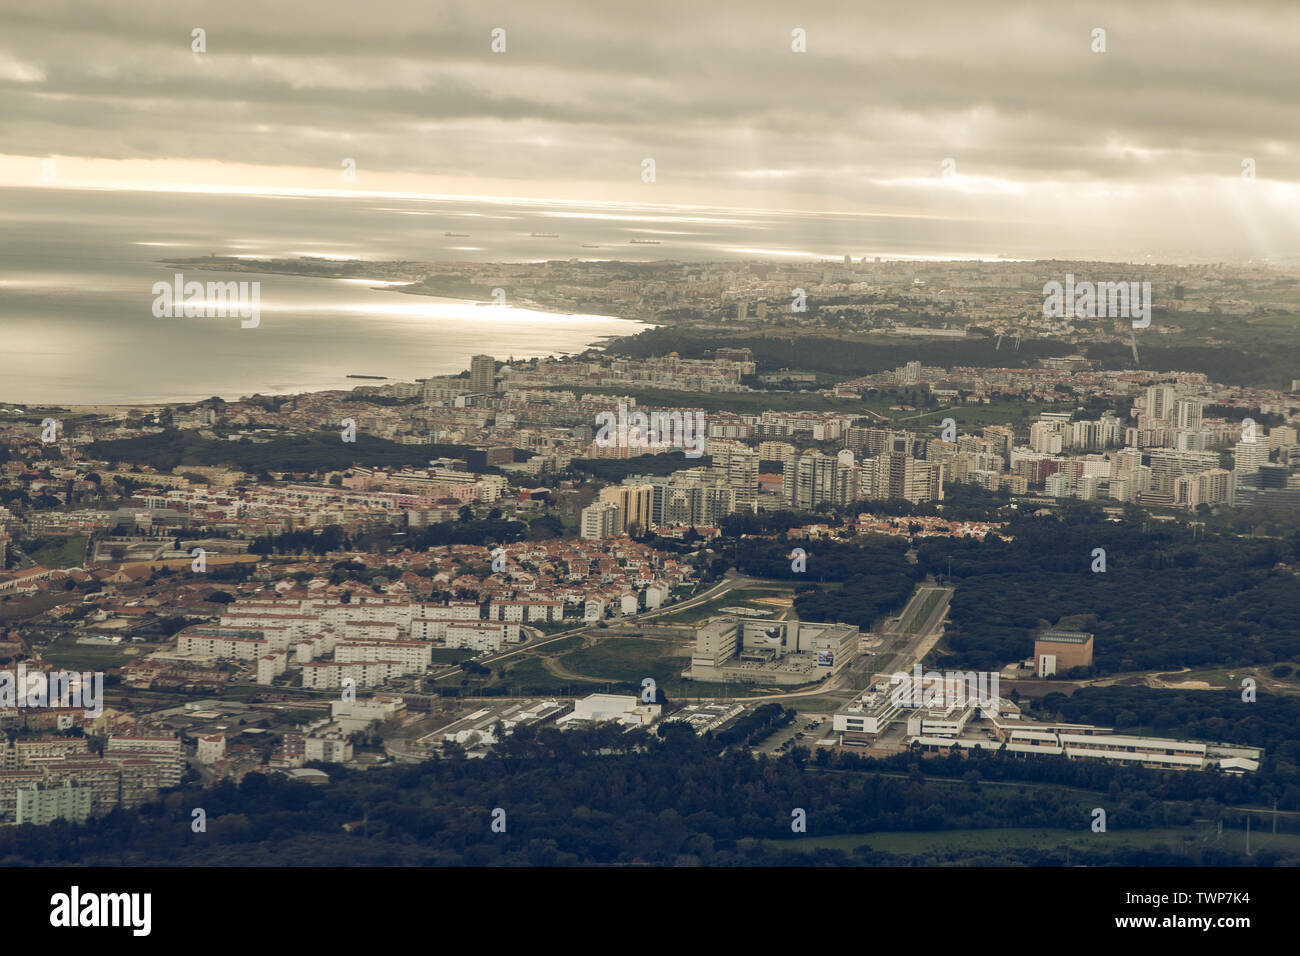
[1034, 629, 1095, 676]
[831, 678, 1261, 773]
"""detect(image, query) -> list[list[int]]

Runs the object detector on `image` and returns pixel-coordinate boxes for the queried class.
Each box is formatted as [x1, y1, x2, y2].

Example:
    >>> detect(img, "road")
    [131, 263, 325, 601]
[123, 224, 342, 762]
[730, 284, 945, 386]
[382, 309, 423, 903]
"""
[428, 571, 746, 683]
[723, 583, 954, 706]
[873, 584, 954, 679]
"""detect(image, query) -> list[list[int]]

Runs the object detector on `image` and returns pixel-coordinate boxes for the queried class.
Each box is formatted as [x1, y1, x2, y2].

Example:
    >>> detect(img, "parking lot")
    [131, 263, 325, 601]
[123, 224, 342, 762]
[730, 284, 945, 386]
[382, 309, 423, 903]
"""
[756, 713, 832, 754]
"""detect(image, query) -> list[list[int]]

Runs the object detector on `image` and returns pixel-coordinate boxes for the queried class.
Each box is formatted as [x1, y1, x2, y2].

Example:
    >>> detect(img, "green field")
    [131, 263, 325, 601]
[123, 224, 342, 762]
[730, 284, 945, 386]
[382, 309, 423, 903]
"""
[498, 657, 602, 695]
[0, 592, 80, 623]
[530, 635, 585, 654]
[654, 585, 799, 625]
[558, 636, 807, 698]
[41, 635, 132, 670]
[896, 399, 1071, 429]
[560, 637, 680, 686]
[479, 635, 784, 699]
[24, 535, 89, 569]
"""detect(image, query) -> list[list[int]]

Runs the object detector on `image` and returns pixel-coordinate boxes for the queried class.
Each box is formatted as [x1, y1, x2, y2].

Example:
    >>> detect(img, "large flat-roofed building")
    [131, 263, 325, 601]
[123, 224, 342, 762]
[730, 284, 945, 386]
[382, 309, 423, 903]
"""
[691, 618, 740, 670]
[833, 683, 907, 742]
[555, 693, 662, 729]
[688, 617, 858, 684]
[829, 685, 1263, 773]
[1035, 629, 1094, 676]
[834, 672, 1008, 746]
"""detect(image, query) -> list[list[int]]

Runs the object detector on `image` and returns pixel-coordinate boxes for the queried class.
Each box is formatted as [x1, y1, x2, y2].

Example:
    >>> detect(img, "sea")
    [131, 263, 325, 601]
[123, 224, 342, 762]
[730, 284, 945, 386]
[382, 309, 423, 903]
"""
[0, 185, 1034, 405]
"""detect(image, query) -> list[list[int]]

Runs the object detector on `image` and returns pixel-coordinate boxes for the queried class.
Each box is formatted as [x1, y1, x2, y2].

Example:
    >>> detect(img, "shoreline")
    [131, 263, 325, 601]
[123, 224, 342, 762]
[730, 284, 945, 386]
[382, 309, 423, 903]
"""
[159, 256, 661, 324]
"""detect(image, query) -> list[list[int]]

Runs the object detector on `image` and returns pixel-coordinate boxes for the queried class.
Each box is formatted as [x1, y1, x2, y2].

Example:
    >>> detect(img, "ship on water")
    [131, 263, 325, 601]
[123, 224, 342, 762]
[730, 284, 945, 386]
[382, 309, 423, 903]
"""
[581, 243, 601, 248]
[444, 232, 470, 237]
[629, 238, 661, 244]
[530, 232, 560, 238]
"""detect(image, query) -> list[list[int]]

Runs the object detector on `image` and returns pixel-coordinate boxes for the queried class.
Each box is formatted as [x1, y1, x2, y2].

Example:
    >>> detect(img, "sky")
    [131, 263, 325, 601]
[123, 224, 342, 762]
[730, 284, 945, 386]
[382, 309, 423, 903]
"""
[0, 0, 1297, 261]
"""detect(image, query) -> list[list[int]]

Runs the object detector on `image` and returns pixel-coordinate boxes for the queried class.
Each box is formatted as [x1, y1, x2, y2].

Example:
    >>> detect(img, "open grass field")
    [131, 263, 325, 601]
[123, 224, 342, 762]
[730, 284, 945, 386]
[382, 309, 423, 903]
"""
[497, 657, 602, 695]
[0, 591, 80, 623]
[654, 584, 800, 625]
[560, 637, 681, 686]
[41, 635, 132, 670]
[24, 535, 89, 569]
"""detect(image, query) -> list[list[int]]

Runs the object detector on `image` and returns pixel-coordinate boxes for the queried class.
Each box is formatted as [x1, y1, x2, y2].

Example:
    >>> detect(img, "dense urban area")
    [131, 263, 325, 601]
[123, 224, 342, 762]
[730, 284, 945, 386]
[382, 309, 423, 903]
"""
[2, 256, 1299, 866]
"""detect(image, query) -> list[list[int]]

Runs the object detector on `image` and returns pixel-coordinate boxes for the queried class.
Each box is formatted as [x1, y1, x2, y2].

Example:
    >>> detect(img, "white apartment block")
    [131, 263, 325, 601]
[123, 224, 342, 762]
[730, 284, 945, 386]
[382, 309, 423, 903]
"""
[445, 621, 509, 652]
[305, 734, 353, 763]
[219, 611, 320, 640]
[337, 619, 402, 642]
[294, 630, 338, 663]
[301, 660, 415, 690]
[489, 599, 563, 623]
[104, 736, 183, 788]
[644, 583, 668, 609]
[336, 640, 433, 670]
[256, 651, 288, 684]
[178, 630, 268, 662]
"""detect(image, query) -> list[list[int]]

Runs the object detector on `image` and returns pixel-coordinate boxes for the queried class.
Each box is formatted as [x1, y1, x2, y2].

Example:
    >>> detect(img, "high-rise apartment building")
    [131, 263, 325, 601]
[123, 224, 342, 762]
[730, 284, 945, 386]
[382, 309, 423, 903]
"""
[469, 354, 496, 396]
[579, 501, 621, 539]
[1145, 385, 1176, 422]
[872, 452, 944, 503]
[708, 441, 759, 512]
[1029, 421, 1064, 455]
[1175, 469, 1232, 509]
[16, 780, 92, 826]
[1173, 397, 1204, 430]
[647, 472, 735, 527]
[1233, 440, 1269, 478]
[785, 451, 855, 510]
[602, 483, 654, 533]
[1148, 450, 1220, 494]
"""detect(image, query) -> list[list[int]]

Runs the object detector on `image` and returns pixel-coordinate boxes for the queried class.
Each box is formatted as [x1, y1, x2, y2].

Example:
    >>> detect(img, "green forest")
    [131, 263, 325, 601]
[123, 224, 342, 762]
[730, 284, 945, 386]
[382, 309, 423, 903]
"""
[916, 511, 1300, 674]
[1, 723, 1290, 867]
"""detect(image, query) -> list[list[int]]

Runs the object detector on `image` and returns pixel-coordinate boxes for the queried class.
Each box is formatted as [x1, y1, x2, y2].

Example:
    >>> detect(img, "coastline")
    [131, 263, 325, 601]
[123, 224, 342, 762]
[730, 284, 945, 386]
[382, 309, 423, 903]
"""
[6, 264, 654, 407]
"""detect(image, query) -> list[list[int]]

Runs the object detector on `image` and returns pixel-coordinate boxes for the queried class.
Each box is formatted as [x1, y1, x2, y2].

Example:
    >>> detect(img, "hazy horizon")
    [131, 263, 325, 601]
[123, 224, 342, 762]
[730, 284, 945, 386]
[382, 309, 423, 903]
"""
[1, 0, 1297, 263]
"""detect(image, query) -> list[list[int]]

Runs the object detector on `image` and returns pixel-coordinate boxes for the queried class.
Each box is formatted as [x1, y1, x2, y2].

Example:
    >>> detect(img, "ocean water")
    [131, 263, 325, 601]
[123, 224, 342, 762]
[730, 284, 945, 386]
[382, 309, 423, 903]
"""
[0, 185, 1035, 405]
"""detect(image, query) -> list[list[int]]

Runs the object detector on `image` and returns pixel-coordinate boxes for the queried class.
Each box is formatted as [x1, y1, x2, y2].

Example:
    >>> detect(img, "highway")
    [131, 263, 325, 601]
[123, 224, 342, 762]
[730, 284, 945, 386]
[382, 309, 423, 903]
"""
[731, 582, 954, 706]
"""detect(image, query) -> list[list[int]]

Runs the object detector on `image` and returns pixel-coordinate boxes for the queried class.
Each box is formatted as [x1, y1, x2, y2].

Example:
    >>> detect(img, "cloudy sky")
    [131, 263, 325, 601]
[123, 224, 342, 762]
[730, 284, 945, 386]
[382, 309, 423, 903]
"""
[1, 0, 1297, 260]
